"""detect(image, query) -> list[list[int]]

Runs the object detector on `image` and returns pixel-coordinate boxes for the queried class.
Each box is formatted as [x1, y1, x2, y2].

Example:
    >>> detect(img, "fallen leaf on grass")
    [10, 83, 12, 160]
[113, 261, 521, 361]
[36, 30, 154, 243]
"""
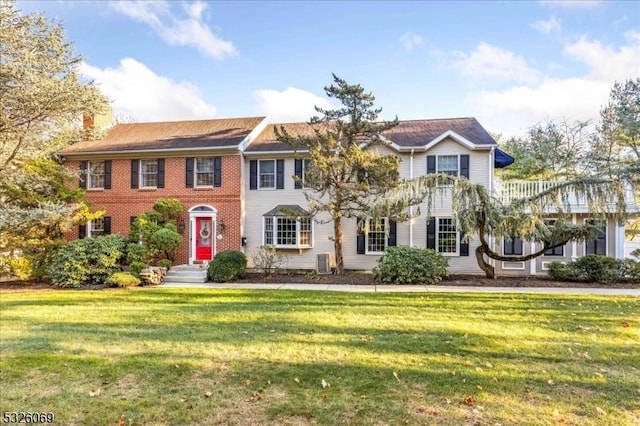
[117, 416, 126, 426]
[547, 380, 555, 386]
[321, 379, 330, 388]
[89, 389, 101, 397]
[393, 371, 400, 382]
[484, 362, 493, 368]
[596, 406, 607, 416]
[621, 321, 630, 327]
[464, 395, 474, 406]
[294, 377, 300, 384]
[203, 391, 212, 398]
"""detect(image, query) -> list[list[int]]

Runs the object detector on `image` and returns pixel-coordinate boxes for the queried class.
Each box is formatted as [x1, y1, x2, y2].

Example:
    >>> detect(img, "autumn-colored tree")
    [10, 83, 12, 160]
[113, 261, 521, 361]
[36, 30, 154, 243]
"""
[277, 74, 403, 274]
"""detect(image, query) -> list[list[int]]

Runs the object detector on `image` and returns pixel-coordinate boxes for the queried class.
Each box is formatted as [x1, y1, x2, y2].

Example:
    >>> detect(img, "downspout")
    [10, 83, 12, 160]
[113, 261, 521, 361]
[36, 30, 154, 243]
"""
[409, 149, 414, 247]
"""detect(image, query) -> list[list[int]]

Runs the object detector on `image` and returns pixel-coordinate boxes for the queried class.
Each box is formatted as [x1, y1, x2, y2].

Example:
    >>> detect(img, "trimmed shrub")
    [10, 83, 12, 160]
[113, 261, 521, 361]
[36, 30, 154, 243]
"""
[126, 243, 150, 264]
[105, 272, 141, 288]
[621, 259, 640, 281]
[574, 255, 621, 283]
[208, 250, 247, 282]
[50, 234, 127, 288]
[373, 247, 448, 284]
[157, 259, 172, 270]
[548, 261, 580, 281]
[148, 226, 182, 261]
[9, 257, 32, 281]
[129, 261, 146, 276]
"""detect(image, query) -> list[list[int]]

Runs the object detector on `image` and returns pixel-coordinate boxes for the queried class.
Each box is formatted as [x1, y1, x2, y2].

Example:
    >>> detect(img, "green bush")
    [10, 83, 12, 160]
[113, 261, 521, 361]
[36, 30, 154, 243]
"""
[621, 259, 640, 281]
[105, 272, 141, 288]
[50, 234, 127, 288]
[152, 198, 184, 223]
[157, 259, 172, 269]
[9, 257, 32, 281]
[574, 255, 622, 283]
[148, 226, 182, 261]
[548, 262, 580, 281]
[126, 243, 150, 264]
[207, 250, 247, 282]
[129, 261, 146, 276]
[373, 247, 448, 284]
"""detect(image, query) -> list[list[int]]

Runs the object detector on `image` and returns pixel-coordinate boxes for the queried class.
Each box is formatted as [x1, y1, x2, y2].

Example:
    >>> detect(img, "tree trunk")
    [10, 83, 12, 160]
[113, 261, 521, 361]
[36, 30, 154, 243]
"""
[333, 216, 344, 275]
[475, 245, 495, 279]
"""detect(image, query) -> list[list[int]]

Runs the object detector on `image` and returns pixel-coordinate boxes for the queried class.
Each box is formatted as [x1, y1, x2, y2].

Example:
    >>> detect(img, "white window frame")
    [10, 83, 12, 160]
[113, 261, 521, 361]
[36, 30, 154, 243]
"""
[262, 216, 313, 248]
[88, 218, 105, 238]
[258, 160, 276, 190]
[195, 158, 214, 188]
[140, 159, 158, 189]
[88, 160, 105, 190]
[436, 217, 459, 256]
[437, 155, 460, 177]
[365, 217, 387, 255]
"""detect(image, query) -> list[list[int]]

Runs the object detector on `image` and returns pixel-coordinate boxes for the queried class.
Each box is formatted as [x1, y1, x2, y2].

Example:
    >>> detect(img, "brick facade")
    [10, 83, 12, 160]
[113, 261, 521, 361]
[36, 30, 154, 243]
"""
[67, 154, 243, 264]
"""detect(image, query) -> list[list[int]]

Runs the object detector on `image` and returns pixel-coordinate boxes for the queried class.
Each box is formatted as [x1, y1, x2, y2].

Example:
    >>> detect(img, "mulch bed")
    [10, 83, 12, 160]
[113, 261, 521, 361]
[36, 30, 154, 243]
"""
[2, 273, 638, 290]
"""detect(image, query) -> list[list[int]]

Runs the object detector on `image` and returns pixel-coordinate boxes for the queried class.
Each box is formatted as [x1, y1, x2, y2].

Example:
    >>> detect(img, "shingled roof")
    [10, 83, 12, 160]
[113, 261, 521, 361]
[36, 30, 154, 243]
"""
[245, 117, 496, 152]
[59, 117, 266, 155]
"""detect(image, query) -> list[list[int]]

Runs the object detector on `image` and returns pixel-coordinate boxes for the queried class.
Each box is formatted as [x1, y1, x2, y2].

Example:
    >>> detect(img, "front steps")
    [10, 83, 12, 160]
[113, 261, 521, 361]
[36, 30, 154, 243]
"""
[163, 264, 208, 283]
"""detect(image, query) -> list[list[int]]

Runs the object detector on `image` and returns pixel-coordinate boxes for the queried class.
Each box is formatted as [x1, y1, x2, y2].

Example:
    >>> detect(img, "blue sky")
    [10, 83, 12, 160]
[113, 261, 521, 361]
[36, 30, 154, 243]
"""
[18, 0, 640, 136]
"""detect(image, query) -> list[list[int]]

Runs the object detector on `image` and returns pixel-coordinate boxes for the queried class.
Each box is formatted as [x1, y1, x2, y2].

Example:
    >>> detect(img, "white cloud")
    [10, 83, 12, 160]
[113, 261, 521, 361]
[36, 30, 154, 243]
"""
[531, 16, 561, 34]
[253, 87, 333, 122]
[538, 0, 602, 8]
[452, 42, 541, 84]
[110, 1, 236, 59]
[399, 32, 423, 51]
[466, 34, 640, 135]
[563, 34, 640, 82]
[80, 58, 217, 122]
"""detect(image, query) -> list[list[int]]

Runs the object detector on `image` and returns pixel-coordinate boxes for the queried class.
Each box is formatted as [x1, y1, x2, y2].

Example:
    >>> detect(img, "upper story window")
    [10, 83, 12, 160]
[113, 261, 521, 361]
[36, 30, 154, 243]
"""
[585, 219, 607, 256]
[89, 161, 105, 189]
[427, 154, 470, 179]
[294, 159, 311, 189]
[131, 159, 164, 189]
[249, 159, 284, 190]
[259, 160, 276, 189]
[262, 205, 313, 248]
[196, 158, 214, 187]
[503, 236, 523, 256]
[185, 157, 221, 188]
[141, 160, 158, 188]
[79, 160, 111, 190]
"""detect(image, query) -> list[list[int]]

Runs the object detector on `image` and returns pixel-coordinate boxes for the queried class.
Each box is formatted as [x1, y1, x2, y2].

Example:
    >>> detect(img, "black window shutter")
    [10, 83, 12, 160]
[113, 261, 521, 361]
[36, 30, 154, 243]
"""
[427, 218, 436, 249]
[460, 231, 469, 256]
[185, 158, 194, 188]
[78, 223, 86, 239]
[79, 161, 87, 188]
[294, 159, 303, 189]
[276, 159, 285, 189]
[356, 218, 366, 254]
[213, 157, 222, 187]
[250, 160, 257, 190]
[460, 155, 470, 179]
[131, 160, 139, 189]
[157, 159, 165, 188]
[103, 216, 111, 235]
[427, 156, 436, 174]
[388, 220, 397, 247]
[104, 160, 112, 189]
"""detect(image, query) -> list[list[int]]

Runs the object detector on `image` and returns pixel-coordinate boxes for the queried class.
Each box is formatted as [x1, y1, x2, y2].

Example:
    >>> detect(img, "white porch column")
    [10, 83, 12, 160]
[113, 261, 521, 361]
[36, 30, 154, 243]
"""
[615, 222, 625, 259]
[529, 240, 536, 275]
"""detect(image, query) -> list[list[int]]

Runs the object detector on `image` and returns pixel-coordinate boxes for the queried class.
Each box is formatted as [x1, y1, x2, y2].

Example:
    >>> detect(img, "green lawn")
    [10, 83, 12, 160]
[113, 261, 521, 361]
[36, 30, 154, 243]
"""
[1, 289, 638, 425]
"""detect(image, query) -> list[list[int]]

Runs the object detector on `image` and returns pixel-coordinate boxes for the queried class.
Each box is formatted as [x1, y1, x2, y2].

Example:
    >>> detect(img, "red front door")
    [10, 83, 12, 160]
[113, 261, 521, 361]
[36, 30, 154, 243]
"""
[195, 217, 213, 261]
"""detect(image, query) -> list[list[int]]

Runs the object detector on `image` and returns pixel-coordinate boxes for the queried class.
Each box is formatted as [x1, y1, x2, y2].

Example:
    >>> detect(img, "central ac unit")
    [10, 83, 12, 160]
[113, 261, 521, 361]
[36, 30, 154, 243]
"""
[316, 253, 331, 274]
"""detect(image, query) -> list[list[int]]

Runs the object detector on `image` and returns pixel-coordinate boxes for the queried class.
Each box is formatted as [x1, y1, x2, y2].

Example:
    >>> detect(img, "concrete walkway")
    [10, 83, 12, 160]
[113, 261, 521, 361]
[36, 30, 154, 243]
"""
[160, 281, 640, 296]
